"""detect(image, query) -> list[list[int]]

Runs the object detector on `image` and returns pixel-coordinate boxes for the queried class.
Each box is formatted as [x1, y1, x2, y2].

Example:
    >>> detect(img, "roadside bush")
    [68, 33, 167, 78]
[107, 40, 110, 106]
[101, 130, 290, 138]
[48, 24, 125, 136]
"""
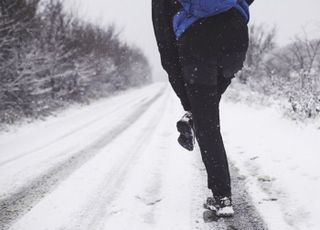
[229, 24, 320, 120]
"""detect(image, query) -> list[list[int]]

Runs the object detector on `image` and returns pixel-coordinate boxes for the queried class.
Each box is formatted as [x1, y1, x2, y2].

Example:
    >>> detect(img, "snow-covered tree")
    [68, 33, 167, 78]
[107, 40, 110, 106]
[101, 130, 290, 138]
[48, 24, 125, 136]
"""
[0, 0, 151, 125]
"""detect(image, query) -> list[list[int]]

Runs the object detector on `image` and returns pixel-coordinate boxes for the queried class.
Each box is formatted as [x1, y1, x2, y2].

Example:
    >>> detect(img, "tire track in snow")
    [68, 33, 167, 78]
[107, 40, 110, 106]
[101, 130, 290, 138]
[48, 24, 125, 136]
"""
[66, 90, 171, 230]
[186, 146, 267, 230]
[225, 164, 268, 230]
[0, 90, 153, 167]
[196, 161, 268, 229]
[0, 86, 163, 201]
[0, 86, 166, 230]
[133, 95, 176, 227]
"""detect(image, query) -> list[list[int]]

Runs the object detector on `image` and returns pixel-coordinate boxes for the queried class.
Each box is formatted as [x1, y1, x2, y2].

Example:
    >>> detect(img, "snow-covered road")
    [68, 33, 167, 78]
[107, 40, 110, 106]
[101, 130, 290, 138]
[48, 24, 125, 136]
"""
[1, 82, 318, 230]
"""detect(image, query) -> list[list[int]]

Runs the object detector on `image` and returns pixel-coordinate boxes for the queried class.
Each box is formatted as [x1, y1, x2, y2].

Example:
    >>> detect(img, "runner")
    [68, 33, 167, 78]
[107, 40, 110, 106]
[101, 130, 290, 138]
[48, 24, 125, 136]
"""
[152, 0, 254, 217]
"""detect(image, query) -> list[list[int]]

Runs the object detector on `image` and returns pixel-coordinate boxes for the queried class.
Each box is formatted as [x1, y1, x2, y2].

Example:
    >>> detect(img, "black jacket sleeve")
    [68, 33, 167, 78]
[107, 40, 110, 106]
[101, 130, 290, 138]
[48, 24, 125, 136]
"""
[245, 0, 254, 5]
[152, 0, 181, 77]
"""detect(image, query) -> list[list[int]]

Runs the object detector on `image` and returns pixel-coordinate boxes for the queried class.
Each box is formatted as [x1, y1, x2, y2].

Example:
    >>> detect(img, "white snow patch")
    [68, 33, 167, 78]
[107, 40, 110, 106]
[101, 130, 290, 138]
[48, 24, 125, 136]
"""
[221, 100, 320, 230]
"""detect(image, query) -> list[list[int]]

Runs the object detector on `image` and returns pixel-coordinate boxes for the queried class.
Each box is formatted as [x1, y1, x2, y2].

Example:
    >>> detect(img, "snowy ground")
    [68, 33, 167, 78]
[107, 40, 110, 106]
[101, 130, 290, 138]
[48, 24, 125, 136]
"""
[0, 82, 319, 230]
[221, 100, 320, 230]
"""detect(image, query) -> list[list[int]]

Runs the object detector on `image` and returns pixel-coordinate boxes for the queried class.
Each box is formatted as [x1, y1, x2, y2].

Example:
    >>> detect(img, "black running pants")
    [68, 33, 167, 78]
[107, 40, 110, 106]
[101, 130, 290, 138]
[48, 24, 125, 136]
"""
[185, 77, 232, 197]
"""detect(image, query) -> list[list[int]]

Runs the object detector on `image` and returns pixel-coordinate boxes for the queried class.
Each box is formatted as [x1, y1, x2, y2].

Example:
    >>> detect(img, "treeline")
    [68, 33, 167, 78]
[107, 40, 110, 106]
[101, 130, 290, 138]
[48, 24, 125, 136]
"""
[0, 0, 152, 125]
[235, 25, 320, 120]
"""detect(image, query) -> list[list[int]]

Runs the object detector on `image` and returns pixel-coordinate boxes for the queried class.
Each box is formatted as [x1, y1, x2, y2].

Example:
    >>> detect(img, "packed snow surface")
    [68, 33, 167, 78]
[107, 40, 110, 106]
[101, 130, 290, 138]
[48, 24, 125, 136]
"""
[0, 83, 319, 230]
[221, 100, 320, 230]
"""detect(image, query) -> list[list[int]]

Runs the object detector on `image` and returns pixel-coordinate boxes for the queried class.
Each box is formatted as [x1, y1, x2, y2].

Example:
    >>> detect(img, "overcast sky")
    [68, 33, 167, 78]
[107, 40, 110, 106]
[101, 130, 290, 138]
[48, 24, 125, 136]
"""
[65, 0, 320, 81]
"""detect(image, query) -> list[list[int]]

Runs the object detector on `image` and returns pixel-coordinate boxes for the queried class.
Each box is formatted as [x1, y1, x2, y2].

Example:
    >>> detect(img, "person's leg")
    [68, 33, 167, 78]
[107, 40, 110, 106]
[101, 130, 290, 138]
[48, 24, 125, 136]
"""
[185, 81, 232, 197]
[218, 73, 232, 95]
[168, 74, 192, 112]
[152, 0, 191, 111]
[176, 14, 232, 196]
[176, 8, 248, 198]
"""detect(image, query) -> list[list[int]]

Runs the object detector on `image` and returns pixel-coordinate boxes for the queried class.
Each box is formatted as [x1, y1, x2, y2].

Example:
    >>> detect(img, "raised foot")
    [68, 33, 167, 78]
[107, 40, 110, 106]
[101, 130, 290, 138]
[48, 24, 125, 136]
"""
[176, 112, 195, 151]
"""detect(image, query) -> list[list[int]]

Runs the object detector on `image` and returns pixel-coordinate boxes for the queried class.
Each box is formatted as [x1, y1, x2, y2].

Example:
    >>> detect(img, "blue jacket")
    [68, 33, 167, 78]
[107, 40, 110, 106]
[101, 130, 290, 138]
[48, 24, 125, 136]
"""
[173, 0, 251, 38]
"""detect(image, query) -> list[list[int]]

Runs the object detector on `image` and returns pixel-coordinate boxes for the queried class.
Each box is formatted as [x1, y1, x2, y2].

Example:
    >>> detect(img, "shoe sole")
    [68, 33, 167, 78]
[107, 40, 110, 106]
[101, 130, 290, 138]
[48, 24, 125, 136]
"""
[176, 120, 194, 151]
[176, 120, 193, 136]
[178, 135, 194, 151]
[203, 203, 234, 218]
